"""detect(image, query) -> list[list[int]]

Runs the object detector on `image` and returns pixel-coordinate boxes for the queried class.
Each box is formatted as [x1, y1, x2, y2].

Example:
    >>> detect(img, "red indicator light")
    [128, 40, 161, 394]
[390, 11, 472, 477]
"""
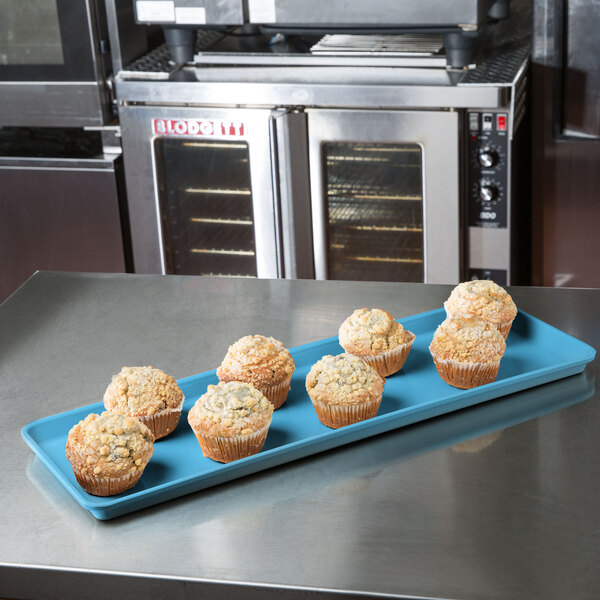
[497, 115, 507, 131]
[471, 134, 477, 141]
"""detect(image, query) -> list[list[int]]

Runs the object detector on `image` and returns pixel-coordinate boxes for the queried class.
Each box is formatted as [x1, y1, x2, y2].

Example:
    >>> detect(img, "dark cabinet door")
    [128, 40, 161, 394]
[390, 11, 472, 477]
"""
[531, 0, 600, 287]
[0, 159, 127, 303]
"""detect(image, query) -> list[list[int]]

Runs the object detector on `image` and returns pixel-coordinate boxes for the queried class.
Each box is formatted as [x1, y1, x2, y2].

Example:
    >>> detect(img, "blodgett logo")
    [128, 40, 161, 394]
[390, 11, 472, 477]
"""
[152, 119, 245, 137]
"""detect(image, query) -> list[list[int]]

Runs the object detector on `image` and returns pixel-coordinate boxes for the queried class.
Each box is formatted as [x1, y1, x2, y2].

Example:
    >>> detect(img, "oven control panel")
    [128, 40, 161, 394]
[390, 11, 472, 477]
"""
[467, 112, 509, 229]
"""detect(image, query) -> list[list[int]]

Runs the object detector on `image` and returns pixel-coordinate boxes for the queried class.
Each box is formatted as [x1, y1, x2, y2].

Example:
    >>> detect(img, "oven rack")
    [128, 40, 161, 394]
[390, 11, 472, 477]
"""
[328, 198, 423, 229]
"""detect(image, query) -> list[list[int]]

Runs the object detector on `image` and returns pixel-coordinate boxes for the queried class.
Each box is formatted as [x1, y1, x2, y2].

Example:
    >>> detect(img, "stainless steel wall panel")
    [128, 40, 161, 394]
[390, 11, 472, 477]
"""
[468, 226, 510, 271]
[0, 158, 126, 303]
[0, 82, 106, 127]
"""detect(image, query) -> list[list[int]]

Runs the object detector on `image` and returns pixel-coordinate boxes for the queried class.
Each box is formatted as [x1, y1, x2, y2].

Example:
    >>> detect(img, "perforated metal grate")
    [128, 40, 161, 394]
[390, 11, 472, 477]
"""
[461, 0, 531, 85]
[122, 30, 226, 78]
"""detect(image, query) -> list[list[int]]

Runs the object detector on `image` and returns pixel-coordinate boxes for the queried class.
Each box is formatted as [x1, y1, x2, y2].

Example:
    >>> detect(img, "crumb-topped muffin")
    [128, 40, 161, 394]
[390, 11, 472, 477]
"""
[216, 335, 295, 409]
[444, 280, 517, 339]
[103, 366, 184, 440]
[188, 381, 274, 463]
[338, 308, 415, 377]
[65, 411, 154, 496]
[429, 317, 506, 389]
[305, 353, 385, 429]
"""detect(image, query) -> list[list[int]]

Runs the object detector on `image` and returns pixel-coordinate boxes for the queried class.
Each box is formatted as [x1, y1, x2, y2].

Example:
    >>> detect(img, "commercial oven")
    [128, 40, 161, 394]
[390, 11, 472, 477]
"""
[120, 104, 462, 282]
[116, 0, 530, 285]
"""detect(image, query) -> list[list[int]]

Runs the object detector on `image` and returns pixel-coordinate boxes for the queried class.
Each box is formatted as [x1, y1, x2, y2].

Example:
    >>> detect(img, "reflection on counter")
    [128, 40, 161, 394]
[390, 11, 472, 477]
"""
[451, 429, 503, 454]
[26, 370, 594, 527]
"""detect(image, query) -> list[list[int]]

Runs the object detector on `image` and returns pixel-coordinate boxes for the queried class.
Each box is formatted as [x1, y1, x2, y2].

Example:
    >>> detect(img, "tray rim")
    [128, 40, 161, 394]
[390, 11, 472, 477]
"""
[21, 308, 596, 519]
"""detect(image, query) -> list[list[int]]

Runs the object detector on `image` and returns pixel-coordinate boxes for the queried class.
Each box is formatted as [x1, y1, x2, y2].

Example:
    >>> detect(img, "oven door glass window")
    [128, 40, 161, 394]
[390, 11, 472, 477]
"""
[323, 142, 424, 282]
[155, 138, 258, 277]
[0, 1, 96, 80]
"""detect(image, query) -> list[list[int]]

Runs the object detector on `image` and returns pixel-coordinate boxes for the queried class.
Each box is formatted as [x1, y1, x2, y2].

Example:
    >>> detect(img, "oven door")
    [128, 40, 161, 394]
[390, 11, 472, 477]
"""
[307, 109, 460, 284]
[0, 0, 110, 126]
[120, 104, 281, 278]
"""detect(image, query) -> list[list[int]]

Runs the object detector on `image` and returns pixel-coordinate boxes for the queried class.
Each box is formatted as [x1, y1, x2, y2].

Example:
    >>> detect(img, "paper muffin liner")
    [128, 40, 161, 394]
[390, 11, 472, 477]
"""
[309, 395, 382, 429]
[357, 331, 415, 378]
[190, 422, 271, 463]
[494, 320, 514, 340]
[258, 376, 292, 410]
[136, 400, 184, 440]
[69, 466, 144, 497]
[444, 306, 514, 340]
[430, 350, 501, 389]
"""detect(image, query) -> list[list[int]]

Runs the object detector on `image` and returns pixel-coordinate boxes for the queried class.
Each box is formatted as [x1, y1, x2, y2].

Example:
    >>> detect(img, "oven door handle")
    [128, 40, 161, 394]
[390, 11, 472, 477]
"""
[270, 110, 315, 279]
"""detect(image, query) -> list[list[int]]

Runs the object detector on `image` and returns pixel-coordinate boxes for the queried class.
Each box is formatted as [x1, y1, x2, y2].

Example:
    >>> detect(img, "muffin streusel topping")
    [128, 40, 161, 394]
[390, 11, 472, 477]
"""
[217, 335, 295, 387]
[429, 317, 506, 363]
[339, 308, 410, 355]
[66, 412, 154, 477]
[305, 353, 385, 406]
[104, 366, 184, 416]
[444, 280, 517, 324]
[188, 381, 273, 437]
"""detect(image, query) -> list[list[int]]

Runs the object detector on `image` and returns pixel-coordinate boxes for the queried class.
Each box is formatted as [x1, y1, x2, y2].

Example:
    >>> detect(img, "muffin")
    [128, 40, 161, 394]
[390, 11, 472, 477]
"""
[216, 335, 295, 409]
[444, 280, 517, 339]
[188, 381, 274, 463]
[65, 411, 154, 496]
[338, 308, 415, 377]
[429, 317, 507, 389]
[305, 353, 385, 429]
[103, 366, 184, 440]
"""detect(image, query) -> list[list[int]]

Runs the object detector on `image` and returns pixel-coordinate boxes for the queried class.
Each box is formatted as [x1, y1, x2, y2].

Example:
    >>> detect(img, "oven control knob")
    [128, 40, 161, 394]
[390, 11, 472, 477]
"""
[478, 183, 499, 203]
[478, 149, 499, 168]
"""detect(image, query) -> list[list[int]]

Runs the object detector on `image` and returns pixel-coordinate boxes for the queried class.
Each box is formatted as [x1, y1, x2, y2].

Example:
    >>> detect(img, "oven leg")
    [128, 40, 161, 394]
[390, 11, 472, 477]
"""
[443, 31, 478, 68]
[163, 27, 197, 64]
[488, 0, 510, 20]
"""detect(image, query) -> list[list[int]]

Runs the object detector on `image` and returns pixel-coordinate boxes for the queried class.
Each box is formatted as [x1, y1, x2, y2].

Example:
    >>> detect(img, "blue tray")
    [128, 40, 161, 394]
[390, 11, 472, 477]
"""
[21, 308, 596, 520]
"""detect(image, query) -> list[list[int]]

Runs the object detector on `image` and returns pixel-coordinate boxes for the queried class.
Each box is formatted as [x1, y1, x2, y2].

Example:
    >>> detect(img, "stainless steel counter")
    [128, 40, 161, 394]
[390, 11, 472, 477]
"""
[1, 272, 598, 600]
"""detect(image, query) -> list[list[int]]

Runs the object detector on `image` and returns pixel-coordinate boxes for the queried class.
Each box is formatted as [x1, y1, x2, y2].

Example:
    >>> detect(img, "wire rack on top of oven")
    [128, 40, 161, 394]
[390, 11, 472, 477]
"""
[121, 30, 227, 78]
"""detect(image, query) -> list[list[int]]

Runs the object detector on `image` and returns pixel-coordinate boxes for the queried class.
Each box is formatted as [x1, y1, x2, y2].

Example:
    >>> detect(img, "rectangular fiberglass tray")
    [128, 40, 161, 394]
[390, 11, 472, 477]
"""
[22, 308, 596, 520]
